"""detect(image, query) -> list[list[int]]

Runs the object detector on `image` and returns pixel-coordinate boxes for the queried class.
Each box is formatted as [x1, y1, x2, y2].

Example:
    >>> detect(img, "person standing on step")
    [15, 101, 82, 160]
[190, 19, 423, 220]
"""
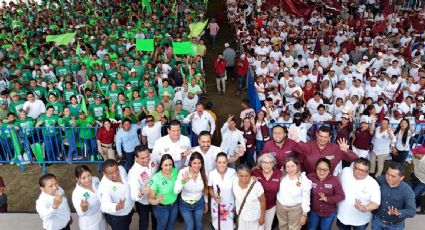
[214, 54, 227, 95]
[223, 43, 236, 81]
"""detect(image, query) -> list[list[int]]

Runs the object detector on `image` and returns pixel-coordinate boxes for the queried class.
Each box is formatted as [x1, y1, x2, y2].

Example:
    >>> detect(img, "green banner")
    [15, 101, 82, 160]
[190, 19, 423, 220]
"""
[189, 20, 208, 38]
[172, 42, 192, 55]
[136, 39, 154, 52]
[46, 32, 76, 46]
[142, 0, 152, 15]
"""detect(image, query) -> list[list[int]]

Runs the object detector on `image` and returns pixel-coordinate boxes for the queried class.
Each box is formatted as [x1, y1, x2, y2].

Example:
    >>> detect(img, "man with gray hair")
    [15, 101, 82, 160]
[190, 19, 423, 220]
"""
[223, 42, 236, 80]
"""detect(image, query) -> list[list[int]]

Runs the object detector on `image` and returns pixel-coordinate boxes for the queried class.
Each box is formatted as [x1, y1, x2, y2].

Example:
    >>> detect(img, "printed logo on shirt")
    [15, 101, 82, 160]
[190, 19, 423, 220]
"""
[112, 186, 117, 192]
[285, 151, 292, 154]
[164, 147, 170, 153]
[312, 183, 317, 189]
[324, 184, 333, 189]
[140, 171, 149, 182]
[325, 155, 335, 160]
[83, 192, 90, 199]
[271, 178, 280, 182]
[162, 180, 168, 186]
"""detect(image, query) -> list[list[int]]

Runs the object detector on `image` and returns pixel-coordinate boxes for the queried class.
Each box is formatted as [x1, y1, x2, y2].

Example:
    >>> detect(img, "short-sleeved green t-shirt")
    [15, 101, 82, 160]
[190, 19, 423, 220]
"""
[75, 116, 96, 139]
[89, 103, 108, 121]
[38, 114, 59, 136]
[149, 167, 178, 205]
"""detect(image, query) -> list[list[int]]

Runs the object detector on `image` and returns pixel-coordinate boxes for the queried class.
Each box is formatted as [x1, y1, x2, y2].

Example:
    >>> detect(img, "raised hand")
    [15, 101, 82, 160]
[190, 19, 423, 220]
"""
[115, 198, 125, 211]
[318, 192, 327, 202]
[52, 195, 63, 209]
[181, 169, 190, 184]
[337, 138, 349, 152]
[288, 126, 299, 142]
[80, 199, 89, 212]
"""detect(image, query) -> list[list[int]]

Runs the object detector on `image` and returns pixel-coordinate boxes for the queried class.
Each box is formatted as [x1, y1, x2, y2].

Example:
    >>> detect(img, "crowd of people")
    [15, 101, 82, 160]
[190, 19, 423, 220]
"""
[0, 0, 214, 164]
[1, 0, 425, 230]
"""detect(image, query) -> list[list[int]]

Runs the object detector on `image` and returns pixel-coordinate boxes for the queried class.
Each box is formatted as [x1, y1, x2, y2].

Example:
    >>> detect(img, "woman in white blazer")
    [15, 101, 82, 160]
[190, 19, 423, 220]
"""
[72, 165, 107, 230]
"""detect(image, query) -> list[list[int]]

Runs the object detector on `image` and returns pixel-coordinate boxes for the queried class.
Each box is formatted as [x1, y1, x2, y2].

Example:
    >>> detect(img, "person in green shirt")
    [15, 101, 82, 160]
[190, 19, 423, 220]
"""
[89, 95, 108, 122]
[67, 95, 82, 118]
[142, 89, 160, 115]
[16, 110, 36, 141]
[105, 82, 121, 107]
[74, 112, 98, 161]
[111, 93, 131, 121]
[171, 100, 189, 123]
[8, 92, 25, 116]
[10, 82, 27, 100]
[148, 154, 179, 229]
[132, 91, 145, 121]
[44, 81, 61, 99]
[62, 81, 79, 104]
[45, 93, 64, 116]
[158, 79, 175, 99]
[28, 79, 46, 100]
[113, 72, 127, 89]
[59, 107, 79, 160]
[55, 60, 71, 78]
[36, 106, 61, 161]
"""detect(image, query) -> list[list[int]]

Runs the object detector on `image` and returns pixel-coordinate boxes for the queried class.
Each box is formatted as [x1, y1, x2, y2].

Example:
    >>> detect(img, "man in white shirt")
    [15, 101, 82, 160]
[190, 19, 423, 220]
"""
[141, 115, 162, 151]
[23, 92, 46, 119]
[365, 77, 382, 102]
[348, 79, 365, 102]
[337, 158, 380, 229]
[36, 173, 71, 230]
[98, 159, 135, 230]
[183, 102, 216, 146]
[333, 81, 350, 102]
[306, 92, 323, 115]
[220, 115, 245, 157]
[382, 75, 400, 102]
[128, 145, 157, 230]
[398, 96, 415, 115]
[152, 120, 191, 169]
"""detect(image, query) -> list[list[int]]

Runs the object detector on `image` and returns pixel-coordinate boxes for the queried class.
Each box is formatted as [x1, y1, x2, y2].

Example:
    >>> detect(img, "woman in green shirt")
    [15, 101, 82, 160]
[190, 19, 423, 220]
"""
[67, 95, 82, 118]
[149, 154, 178, 230]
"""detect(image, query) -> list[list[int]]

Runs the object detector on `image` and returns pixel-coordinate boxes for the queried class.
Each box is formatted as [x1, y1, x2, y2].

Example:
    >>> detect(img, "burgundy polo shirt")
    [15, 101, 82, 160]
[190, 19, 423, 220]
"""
[242, 127, 256, 152]
[96, 126, 116, 144]
[307, 173, 345, 217]
[251, 168, 282, 210]
[352, 128, 373, 150]
[261, 138, 297, 170]
[294, 141, 358, 174]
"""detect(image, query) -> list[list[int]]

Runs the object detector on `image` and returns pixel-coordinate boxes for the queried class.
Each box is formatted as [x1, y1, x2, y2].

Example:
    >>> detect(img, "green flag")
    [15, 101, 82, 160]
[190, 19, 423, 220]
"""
[10, 130, 22, 163]
[142, 0, 152, 15]
[136, 39, 154, 52]
[81, 96, 88, 115]
[172, 42, 193, 55]
[46, 32, 76, 46]
[189, 20, 209, 38]
[76, 41, 81, 57]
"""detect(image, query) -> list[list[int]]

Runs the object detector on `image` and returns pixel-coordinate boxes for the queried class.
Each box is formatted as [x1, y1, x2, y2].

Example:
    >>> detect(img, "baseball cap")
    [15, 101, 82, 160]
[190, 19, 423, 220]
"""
[176, 100, 183, 105]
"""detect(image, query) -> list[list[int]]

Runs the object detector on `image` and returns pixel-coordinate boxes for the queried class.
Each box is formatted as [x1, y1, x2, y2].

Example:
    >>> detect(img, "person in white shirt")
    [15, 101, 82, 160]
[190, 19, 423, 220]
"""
[306, 92, 323, 115]
[311, 104, 333, 123]
[174, 152, 209, 230]
[220, 114, 245, 157]
[232, 164, 266, 229]
[152, 120, 191, 169]
[386, 60, 402, 77]
[141, 115, 162, 151]
[365, 77, 382, 102]
[36, 173, 72, 230]
[128, 145, 157, 230]
[338, 67, 353, 89]
[382, 76, 400, 102]
[183, 102, 216, 146]
[276, 157, 312, 230]
[348, 79, 365, 102]
[72, 165, 107, 230]
[288, 113, 313, 143]
[370, 119, 396, 177]
[337, 158, 380, 229]
[23, 92, 46, 119]
[398, 96, 415, 115]
[98, 160, 135, 230]
[269, 45, 283, 61]
[333, 81, 350, 102]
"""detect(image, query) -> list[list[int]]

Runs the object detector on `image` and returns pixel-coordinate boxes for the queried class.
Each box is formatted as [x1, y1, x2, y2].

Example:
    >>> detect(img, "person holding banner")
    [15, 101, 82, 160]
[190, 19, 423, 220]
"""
[72, 165, 107, 230]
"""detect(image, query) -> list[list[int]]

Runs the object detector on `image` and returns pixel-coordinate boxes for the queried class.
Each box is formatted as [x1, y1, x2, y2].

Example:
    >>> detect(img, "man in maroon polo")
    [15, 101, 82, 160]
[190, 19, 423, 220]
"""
[261, 125, 297, 170]
[292, 125, 358, 174]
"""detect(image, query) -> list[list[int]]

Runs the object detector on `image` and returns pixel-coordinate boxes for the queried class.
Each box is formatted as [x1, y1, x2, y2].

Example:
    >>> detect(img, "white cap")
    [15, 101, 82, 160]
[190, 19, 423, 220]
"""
[129, 68, 136, 73]
[224, 43, 230, 48]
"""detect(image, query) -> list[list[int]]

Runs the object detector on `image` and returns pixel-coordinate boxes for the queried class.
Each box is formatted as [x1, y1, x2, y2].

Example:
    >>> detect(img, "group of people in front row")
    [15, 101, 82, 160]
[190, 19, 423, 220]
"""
[35, 124, 424, 230]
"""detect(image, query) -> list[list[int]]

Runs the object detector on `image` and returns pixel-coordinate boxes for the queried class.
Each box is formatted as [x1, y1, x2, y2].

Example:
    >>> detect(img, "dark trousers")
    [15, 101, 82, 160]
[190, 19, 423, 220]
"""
[191, 132, 199, 147]
[136, 202, 157, 230]
[123, 150, 135, 172]
[392, 150, 409, 163]
[105, 212, 133, 230]
[59, 223, 70, 230]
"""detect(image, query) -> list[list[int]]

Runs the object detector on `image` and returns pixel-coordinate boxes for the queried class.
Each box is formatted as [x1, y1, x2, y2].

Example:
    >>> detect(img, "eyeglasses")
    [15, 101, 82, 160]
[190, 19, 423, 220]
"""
[147, 120, 154, 122]
[261, 161, 274, 165]
[316, 167, 329, 172]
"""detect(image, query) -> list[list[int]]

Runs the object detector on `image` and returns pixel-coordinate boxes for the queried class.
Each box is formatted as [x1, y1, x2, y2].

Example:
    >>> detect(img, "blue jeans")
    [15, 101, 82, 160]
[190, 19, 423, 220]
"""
[410, 174, 425, 207]
[67, 135, 78, 159]
[179, 197, 205, 230]
[337, 219, 368, 230]
[237, 75, 245, 90]
[307, 210, 336, 230]
[44, 134, 61, 161]
[392, 150, 409, 163]
[256, 140, 264, 154]
[124, 150, 135, 172]
[372, 215, 404, 230]
[152, 203, 178, 230]
[191, 132, 199, 147]
[83, 137, 98, 160]
[210, 35, 217, 47]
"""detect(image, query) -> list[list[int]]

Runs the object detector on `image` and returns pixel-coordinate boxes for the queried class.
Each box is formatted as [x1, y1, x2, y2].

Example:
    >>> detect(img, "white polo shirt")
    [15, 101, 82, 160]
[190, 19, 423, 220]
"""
[337, 167, 381, 226]
[98, 166, 134, 216]
[186, 145, 222, 175]
[36, 187, 71, 230]
[128, 162, 156, 205]
[151, 134, 191, 163]
[183, 111, 216, 135]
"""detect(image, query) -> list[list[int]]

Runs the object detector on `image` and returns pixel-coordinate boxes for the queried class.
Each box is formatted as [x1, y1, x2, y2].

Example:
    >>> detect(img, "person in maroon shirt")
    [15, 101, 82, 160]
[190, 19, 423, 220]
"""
[352, 117, 376, 158]
[214, 54, 227, 95]
[236, 54, 249, 95]
[0, 176, 6, 213]
[251, 153, 282, 230]
[241, 117, 257, 168]
[302, 80, 316, 105]
[261, 125, 298, 170]
[96, 119, 118, 160]
[292, 125, 358, 174]
[307, 158, 345, 230]
[334, 113, 354, 144]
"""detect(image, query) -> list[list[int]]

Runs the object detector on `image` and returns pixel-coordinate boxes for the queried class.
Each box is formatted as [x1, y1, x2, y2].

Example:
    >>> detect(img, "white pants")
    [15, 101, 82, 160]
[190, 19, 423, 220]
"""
[238, 219, 264, 230]
[264, 206, 276, 230]
[353, 146, 370, 159]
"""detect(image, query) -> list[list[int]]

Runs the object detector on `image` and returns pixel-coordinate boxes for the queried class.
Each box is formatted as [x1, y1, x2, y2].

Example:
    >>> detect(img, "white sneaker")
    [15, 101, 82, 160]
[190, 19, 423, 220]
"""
[22, 154, 30, 165]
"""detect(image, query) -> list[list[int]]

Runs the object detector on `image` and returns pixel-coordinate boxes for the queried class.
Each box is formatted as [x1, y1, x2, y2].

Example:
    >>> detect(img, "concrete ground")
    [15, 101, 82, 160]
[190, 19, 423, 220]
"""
[0, 212, 424, 229]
